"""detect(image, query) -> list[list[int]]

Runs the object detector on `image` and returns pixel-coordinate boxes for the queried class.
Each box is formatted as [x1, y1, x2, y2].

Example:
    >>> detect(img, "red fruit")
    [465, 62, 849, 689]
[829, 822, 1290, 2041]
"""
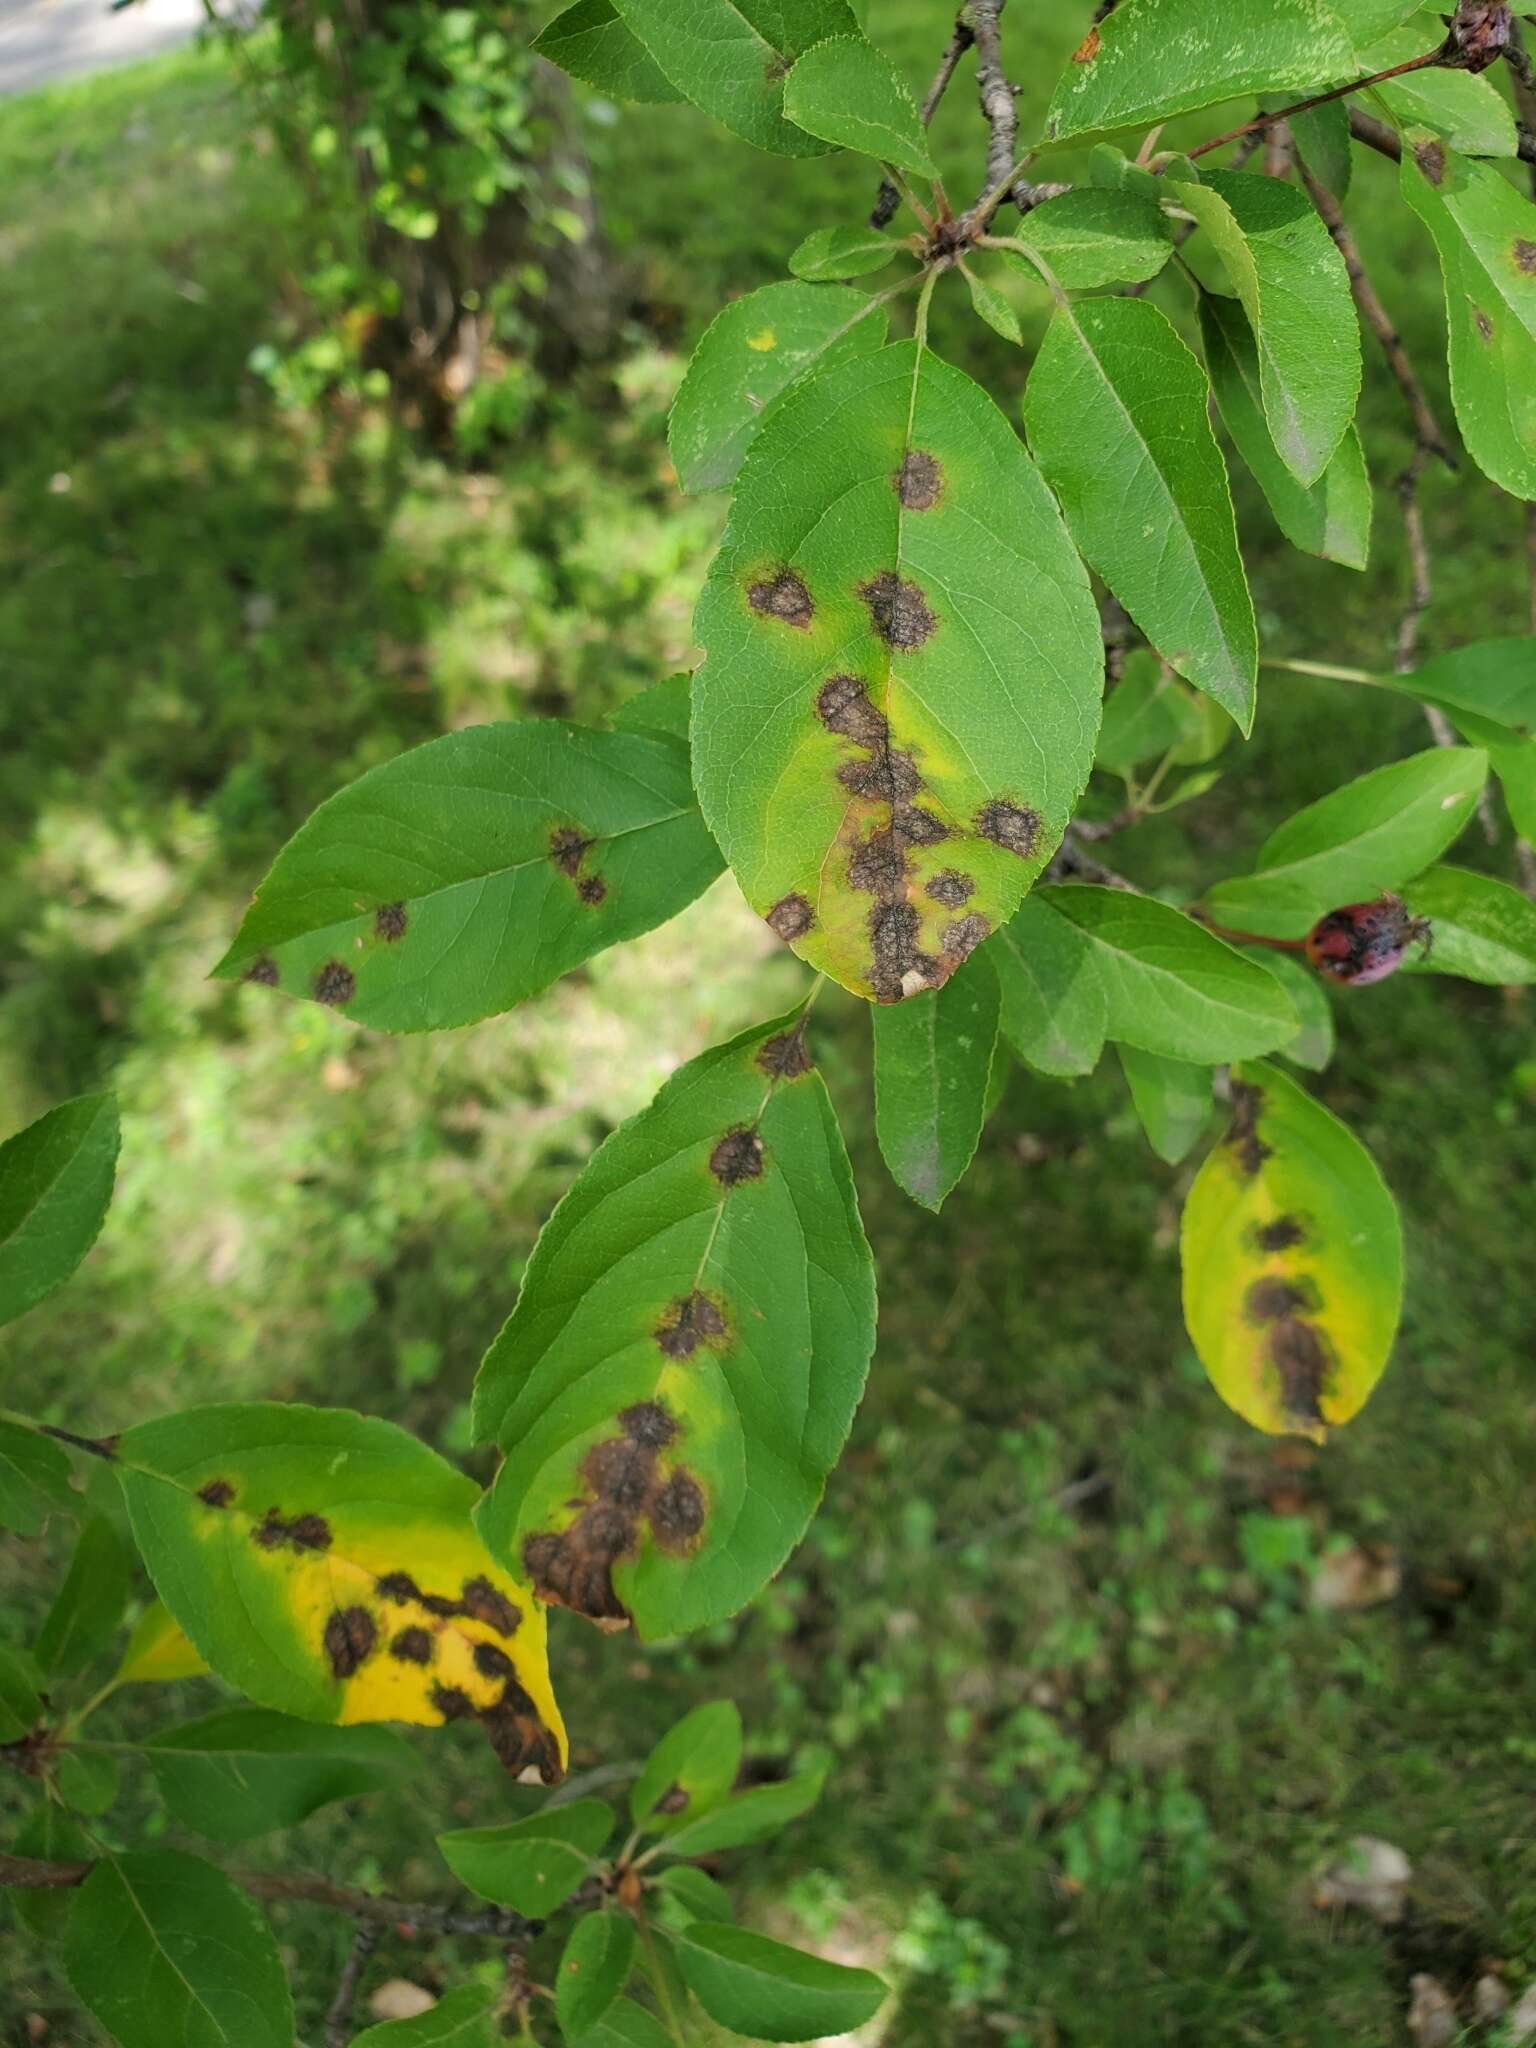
[1304, 893, 1432, 985]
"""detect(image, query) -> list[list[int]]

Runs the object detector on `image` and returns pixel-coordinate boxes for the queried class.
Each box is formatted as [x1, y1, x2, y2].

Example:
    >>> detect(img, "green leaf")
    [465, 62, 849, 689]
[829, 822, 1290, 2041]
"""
[1181, 1061, 1402, 1438]
[1401, 134, 1536, 499]
[34, 1515, 132, 1680]
[474, 1012, 876, 1637]
[0, 1418, 74, 1537]
[570, 1999, 673, 2048]
[991, 895, 1107, 1078]
[788, 226, 900, 280]
[558, 1910, 638, 2040]
[1401, 865, 1536, 984]
[675, 1923, 887, 2042]
[1042, 0, 1356, 150]
[695, 338, 1103, 1000]
[1022, 296, 1256, 732]
[1042, 886, 1297, 1062]
[669, 280, 888, 494]
[143, 1707, 420, 1843]
[962, 265, 1023, 345]
[437, 1799, 614, 1915]
[1359, 23, 1517, 157]
[1203, 746, 1488, 936]
[610, 673, 693, 746]
[11, 1803, 92, 1941]
[783, 36, 935, 176]
[656, 1865, 736, 1922]
[111, 1600, 210, 1686]
[1200, 292, 1371, 570]
[213, 724, 722, 1032]
[610, 0, 855, 154]
[1399, 637, 1536, 734]
[1118, 1047, 1213, 1164]
[1280, 96, 1351, 197]
[655, 1760, 827, 1857]
[351, 1985, 501, 2048]
[1168, 170, 1359, 485]
[55, 1748, 119, 1814]
[1007, 188, 1173, 289]
[0, 1643, 42, 1742]
[1095, 651, 1208, 776]
[1248, 948, 1336, 1071]
[532, 0, 681, 102]
[1334, 0, 1425, 36]
[63, 1848, 293, 2048]
[630, 1699, 743, 1833]
[872, 951, 999, 1210]
[0, 1093, 118, 1329]
[116, 1403, 566, 1781]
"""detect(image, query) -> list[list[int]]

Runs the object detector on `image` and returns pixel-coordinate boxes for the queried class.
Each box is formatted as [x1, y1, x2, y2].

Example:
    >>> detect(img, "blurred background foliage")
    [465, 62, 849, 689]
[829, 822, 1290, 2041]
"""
[2, 5, 1536, 2043]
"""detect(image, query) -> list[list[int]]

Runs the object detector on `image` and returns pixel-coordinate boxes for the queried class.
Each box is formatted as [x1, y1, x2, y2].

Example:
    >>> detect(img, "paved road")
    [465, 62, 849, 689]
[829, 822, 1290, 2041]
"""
[0, 0, 209, 98]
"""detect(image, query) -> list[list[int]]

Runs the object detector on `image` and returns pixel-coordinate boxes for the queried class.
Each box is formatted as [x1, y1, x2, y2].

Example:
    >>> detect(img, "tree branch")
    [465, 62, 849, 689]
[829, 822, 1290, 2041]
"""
[970, 0, 1018, 214]
[326, 1925, 379, 2048]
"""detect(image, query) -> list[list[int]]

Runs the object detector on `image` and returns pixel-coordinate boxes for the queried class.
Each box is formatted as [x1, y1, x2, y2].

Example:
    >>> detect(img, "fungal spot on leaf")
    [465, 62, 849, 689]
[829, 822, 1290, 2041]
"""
[313, 960, 356, 1007]
[895, 449, 943, 510]
[472, 1641, 514, 1680]
[584, 1434, 657, 1510]
[861, 571, 937, 650]
[748, 567, 813, 628]
[849, 832, 910, 894]
[893, 802, 948, 846]
[976, 800, 1042, 858]
[651, 1470, 707, 1551]
[655, 1292, 729, 1359]
[763, 50, 790, 82]
[1245, 1275, 1311, 1323]
[1073, 24, 1100, 61]
[767, 893, 814, 941]
[577, 875, 607, 906]
[431, 1684, 475, 1722]
[1269, 1316, 1331, 1429]
[926, 869, 975, 909]
[1254, 1215, 1306, 1253]
[483, 1688, 563, 1784]
[457, 1577, 522, 1636]
[1226, 1083, 1270, 1177]
[658, 1782, 690, 1815]
[197, 1478, 235, 1509]
[550, 827, 591, 877]
[1414, 139, 1445, 185]
[323, 1606, 377, 1679]
[374, 902, 408, 942]
[253, 1508, 332, 1554]
[243, 956, 280, 987]
[621, 1401, 680, 1448]
[1514, 239, 1536, 274]
[710, 1125, 764, 1185]
[522, 1507, 636, 1625]
[375, 1571, 420, 1604]
[1476, 309, 1494, 340]
[389, 1627, 433, 1665]
[817, 673, 888, 746]
[940, 914, 991, 962]
[757, 1024, 813, 1079]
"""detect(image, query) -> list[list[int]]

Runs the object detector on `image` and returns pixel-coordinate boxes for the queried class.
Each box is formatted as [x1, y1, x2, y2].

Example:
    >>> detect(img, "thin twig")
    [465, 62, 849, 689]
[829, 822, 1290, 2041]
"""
[1187, 45, 1446, 161]
[326, 1925, 379, 2048]
[1263, 117, 1293, 181]
[1394, 447, 1435, 679]
[870, 13, 972, 227]
[1347, 106, 1402, 160]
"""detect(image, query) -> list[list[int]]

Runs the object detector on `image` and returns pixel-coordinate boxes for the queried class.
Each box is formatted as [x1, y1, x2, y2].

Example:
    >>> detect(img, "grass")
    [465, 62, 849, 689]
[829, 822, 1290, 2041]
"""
[3, 17, 1536, 2048]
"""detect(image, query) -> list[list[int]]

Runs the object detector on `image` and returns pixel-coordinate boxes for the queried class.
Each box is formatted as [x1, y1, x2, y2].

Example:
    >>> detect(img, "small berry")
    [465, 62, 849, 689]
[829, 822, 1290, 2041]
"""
[1304, 893, 1432, 985]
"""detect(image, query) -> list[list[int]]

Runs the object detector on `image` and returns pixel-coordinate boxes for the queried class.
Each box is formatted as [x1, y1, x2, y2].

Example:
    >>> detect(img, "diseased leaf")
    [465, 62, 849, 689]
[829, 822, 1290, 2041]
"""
[610, 0, 856, 154]
[34, 1515, 132, 1680]
[213, 724, 722, 1032]
[473, 1012, 876, 1639]
[788, 226, 901, 280]
[1005, 187, 1172, 289]
[654, 1760, 826, 1857]
[1095, 651, 1208, 777]
[1181, 1061, 1403, 1438]
[351, 1985, 501, 2048]
[1042, 886, 1297, 1062]
[1169, 170, 1359, 485]
[0, 1419, 74, 1538]
[1203, 746, 1488, 937]
[143, 1707, 421, 1843]
[1401, 133, 1536, 499]
[0, 1093, 118, 1330]
[676, 1924, 887, 2042]
[991, 895, 1107, 1078]
[1401, 865, 1536, 983]
[872, 951, 999, 1210]
[112, 1600, 210, 1687]
[116, 1403, 566, 1782]
[669, 281, 888, 495]
[64, 1849, 293, 2048]
[1022, 296, 1256, 732]
[437, 1799, 613, 1914]
[1359, 23, 1517, 156]
[783, 36, 935, 176]
[533, 0, 681, 102]
[1118, 1048, 1213, 1164]
[1200, 292, 1371, 570]
[558, 1910, 638, 2040]
[631, 1699, 743, 1834]
[694, 339, 1103, 1001]
[1042, 0, 1356, 151]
